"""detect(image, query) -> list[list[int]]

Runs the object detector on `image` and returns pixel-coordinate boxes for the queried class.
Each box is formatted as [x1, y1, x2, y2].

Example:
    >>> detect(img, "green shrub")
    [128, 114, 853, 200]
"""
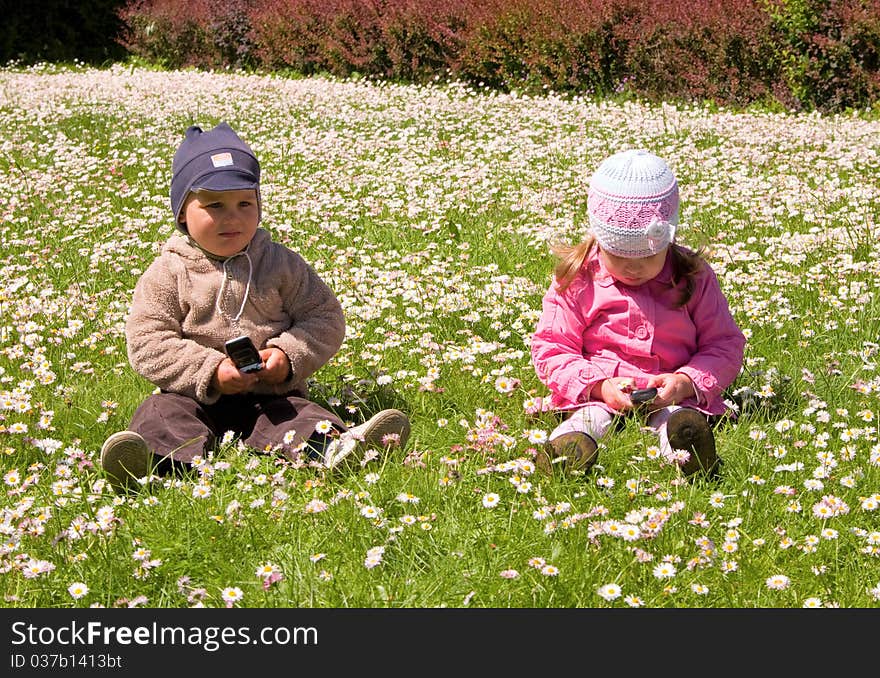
[764, 0, 880, 111]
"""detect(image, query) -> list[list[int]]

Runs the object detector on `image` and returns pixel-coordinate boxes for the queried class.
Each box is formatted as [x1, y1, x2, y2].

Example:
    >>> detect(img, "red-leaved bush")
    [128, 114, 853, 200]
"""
[611, 0, 778, 108]
[117, 0, 880, 111]
[118, 0, 258, 69]
[250, 0, 470, 80]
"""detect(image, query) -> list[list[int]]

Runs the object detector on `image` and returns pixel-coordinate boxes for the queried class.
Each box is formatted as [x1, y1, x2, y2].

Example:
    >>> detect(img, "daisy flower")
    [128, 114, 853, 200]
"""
[359, 505, 382, 519]
[314, 420, 334, 435]
[192, 483, 212, 499]
[533, 506, 551, 520]
[597, 583, 622, 601]
[499, 569, 519, 579]
[540, 564, 559, 577]
[481, 492, 500, 508]
[221, 587, 243, 607]
[620, 524, 641, 542]
[708, 492, 726, 508]
[526, 429, 548, 445]
[860, 495, 879, 511]
[645, 445, 661, 460]
[765, 574, 791, 590]
[652, 563, 677, 579]
[721, 541, 738, 554]
[802, 597, 823, 608]
[364, 546, 385, 569]
[494, 375, 519, 394]
[67, 582, 89, 599]
[604, 520, 622, 537]
[255, 563, 281, 579]
[299, 496, 326, 513]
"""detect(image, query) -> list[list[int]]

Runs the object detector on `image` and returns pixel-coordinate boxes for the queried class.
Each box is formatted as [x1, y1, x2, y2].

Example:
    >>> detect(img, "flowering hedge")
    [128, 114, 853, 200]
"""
[116, 0, 880, 112]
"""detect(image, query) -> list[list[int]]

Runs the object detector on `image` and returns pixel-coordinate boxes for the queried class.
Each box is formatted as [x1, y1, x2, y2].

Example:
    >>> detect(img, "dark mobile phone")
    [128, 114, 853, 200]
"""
[630, 387, 658, 404]
[224, 336, 263, 373]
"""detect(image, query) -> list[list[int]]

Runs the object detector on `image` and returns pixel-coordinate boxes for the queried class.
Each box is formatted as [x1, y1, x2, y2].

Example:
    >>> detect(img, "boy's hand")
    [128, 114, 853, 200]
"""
[213, 358, 260, 394]
[256, 347, 291, 385]
[646, 372, 695, 408]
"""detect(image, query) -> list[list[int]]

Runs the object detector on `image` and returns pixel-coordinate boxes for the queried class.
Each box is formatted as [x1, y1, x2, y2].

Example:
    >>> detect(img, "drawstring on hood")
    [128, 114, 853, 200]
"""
[184, 234, 253, 325]
[216, 248, 253, 324]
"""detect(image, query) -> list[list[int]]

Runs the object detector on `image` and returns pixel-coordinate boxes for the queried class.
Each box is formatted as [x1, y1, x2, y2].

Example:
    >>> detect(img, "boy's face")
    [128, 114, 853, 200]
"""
[180, 189, 259, 257]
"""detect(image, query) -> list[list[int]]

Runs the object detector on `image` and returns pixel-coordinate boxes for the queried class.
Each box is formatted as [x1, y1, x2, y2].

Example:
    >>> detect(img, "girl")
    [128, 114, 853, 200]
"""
[531, 149, 745, 478]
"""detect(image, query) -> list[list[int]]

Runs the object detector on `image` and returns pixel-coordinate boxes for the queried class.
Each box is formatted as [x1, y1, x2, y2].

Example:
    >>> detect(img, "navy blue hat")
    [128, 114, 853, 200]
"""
[170, 122, 260, 230]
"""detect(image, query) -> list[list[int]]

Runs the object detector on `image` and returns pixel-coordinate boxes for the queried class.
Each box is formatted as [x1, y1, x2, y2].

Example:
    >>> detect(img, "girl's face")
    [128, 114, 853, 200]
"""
[180, 189, 259, 257]
[599, 246, 668, 287]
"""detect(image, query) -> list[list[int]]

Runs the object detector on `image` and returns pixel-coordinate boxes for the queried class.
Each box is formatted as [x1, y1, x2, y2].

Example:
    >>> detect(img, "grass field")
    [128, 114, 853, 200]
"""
[1, 63, 879, 609]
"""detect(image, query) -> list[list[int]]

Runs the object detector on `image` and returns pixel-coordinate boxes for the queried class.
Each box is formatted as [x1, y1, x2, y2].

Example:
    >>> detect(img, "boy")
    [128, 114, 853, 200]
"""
[100, 122, 410, 491]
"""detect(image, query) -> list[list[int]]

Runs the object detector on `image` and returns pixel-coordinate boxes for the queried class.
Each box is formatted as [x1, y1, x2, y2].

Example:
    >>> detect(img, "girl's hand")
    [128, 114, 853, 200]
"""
[213, 357, 260, 394]
[646, 372, 695, 408]
[256, 347, 291, 385]
[591, 377, 638, 411]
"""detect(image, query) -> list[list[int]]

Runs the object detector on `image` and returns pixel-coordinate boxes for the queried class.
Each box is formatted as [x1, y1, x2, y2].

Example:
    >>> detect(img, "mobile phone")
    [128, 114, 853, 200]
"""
[630, 387, 658, 404]
[224, 336, 263, 373]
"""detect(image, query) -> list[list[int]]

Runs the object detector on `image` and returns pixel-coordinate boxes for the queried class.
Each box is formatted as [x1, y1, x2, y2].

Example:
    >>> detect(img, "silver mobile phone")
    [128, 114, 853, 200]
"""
[224, 336, 263, 373]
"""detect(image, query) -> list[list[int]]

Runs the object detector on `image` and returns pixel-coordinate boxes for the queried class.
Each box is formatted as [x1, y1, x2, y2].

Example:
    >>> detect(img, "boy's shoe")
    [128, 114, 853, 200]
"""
[100, 431, 152, 492]
[666, 408, 718, 477]
[324, 409, 411, 471]
[535, 432, 598, 477]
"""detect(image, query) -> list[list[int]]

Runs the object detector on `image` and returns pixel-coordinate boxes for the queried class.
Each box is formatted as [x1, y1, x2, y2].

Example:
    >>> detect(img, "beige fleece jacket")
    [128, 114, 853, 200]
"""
[125, 228, 345, 404]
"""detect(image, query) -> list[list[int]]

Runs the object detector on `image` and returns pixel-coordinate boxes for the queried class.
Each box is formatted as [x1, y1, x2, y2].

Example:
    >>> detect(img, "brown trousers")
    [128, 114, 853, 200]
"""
[128, 391, 346, 464]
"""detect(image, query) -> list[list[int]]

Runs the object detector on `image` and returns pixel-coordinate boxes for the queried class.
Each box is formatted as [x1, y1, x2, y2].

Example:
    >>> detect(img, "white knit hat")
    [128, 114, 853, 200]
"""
[587, 149, 679, 258]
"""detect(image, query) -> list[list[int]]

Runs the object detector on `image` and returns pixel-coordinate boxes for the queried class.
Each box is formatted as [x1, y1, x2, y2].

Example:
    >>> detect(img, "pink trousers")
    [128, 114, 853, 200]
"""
[550, 403, 685, 457]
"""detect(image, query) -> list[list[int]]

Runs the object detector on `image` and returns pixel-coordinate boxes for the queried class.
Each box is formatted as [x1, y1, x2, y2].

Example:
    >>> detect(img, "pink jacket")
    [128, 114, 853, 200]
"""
[531, 248, 745, 415]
